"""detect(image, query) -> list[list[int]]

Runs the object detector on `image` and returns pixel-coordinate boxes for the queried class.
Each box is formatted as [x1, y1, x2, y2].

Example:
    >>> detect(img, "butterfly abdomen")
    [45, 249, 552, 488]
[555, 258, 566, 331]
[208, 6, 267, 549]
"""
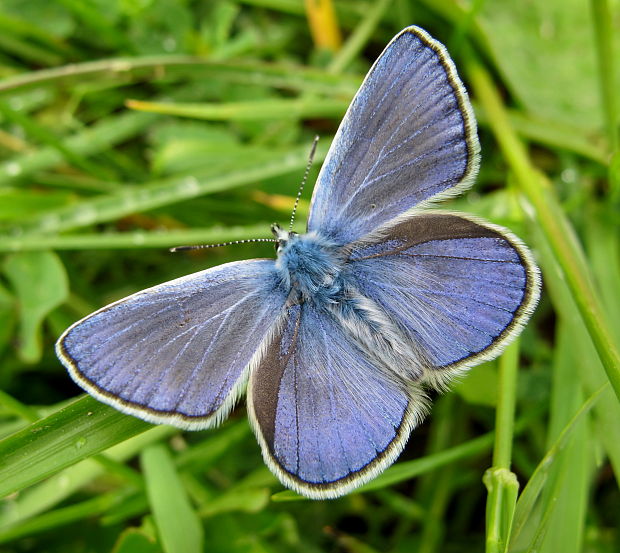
[329, 289, 428, 383]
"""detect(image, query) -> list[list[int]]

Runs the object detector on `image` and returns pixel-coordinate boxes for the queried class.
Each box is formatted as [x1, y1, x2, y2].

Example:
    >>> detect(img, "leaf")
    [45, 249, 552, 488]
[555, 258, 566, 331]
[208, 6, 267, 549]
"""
[509, 385, 606, 547]
[0, 111, 156, 186]
[112, 527, 162, 553]
[453, 361, 499, 407]
[199, 487, 269, 518]
[479, 0, 620, 129]
[0, 224, 279, 252]
[2, 250, 68, 362]
[12, 143, 327, 236]
[0, 395, 152, 499]
[1, 0, 75, 38]
[0, 491, 127, 544]
[142, 444, 204, 553]
[0, 189, 72, 222]
[126, 97, 350, 121]
[0, 282, 15, 357]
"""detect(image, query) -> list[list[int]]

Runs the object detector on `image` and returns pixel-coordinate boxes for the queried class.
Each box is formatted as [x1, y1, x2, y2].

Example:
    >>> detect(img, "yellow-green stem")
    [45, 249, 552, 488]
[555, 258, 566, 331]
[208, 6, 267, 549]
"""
[469, 61, 620, 403]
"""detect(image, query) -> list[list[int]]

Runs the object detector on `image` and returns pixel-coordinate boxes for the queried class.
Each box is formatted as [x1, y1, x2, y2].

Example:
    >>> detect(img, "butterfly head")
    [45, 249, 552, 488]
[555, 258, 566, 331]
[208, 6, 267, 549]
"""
[271, 223, 299, 255]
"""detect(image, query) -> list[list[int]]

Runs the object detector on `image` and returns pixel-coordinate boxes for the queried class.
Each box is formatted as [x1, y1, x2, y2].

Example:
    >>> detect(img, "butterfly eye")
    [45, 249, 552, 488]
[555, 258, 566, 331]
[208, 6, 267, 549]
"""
[276, 239, 287, 254]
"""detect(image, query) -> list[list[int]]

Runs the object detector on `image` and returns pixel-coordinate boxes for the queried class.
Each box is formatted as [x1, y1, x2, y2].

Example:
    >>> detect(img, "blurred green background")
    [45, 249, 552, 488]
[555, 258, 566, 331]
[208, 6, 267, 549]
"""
[0, 0, 619, 552]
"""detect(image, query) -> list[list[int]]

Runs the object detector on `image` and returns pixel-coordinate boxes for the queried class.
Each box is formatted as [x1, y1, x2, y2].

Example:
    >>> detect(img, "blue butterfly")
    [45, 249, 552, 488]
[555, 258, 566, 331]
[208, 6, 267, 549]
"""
[56, 26, 540, 499]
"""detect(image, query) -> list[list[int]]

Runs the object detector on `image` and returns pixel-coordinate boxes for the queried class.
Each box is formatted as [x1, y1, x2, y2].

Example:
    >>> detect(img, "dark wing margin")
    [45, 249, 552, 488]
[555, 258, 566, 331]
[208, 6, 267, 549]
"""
[347, 212, 541, 387]
[57, 259, 287, 430]
[247, 303, 427, 499]
[307, 26, 480, 244]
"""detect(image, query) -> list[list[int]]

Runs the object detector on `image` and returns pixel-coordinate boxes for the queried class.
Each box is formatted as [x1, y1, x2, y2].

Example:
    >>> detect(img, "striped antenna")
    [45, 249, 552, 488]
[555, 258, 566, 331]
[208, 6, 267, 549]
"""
[289, 135, 319, 232]
[170, 238, 276, 253]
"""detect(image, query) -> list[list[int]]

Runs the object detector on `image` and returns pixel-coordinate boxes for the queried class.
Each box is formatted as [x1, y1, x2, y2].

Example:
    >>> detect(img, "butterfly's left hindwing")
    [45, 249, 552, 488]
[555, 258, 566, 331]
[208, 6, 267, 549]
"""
[347, 213, 540, 385]
[247, 302, 426, 499]
[57, 259, 287, 430]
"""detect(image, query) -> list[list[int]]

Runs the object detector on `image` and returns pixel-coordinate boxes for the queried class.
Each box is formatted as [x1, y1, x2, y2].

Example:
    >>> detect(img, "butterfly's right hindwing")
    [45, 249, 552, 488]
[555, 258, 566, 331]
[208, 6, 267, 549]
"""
[57, 259, 287, 429]
[247, 302, 427, 499]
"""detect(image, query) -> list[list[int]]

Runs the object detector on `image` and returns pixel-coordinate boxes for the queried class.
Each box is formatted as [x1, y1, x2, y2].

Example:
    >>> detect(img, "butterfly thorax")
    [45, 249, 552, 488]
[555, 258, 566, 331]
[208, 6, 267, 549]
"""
[273, 227, 346, 303]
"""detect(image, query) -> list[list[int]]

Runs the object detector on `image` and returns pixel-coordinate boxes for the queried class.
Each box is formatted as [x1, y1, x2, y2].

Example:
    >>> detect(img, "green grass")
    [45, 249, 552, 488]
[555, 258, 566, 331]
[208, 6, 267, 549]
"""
[0, 1, 618, 552]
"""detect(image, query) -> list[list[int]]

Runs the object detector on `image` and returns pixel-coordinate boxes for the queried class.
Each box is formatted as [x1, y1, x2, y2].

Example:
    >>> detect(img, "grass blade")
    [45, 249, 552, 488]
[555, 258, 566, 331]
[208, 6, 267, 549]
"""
[126, 97, 349, 121]
[469, 61, 620, 402]
[0, 111, 157, 187]
[11, 143, 327, 236]
[0, 57, 360, 96]
[142, 444, 203, 553]
[0, 396, 151, 499]
[509, 385, 606, 547]
[0, 224, 275, 252]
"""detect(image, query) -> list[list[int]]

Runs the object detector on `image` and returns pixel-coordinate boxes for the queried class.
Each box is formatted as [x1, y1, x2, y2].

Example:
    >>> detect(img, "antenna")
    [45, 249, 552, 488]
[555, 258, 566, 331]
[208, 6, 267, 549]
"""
[289, 135, 319, 232]
[170, 238, 276, 253]
[171, 136, 319, 253]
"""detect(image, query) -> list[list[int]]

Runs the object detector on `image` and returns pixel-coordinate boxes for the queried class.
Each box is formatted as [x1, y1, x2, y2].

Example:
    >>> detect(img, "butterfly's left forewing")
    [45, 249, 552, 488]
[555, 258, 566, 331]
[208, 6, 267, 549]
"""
[57, 259, 287, 429]
[307, 26, 479, 244]
[248, 302, 426, 499]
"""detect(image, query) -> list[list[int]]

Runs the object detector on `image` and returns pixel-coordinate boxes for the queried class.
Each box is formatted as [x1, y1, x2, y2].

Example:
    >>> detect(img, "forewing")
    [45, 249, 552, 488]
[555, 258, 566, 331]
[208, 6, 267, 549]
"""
[248, 303, 426, 499]
[347, 213, 540, 385]
[307, 26, 479, 243]
[57, 259, 287, 429]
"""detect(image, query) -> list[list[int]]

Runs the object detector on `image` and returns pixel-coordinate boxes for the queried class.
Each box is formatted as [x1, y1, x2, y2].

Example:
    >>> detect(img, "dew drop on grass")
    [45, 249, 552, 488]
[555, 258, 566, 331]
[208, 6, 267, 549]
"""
[163, 36, 177, 52]
[5, 162, 22, 176]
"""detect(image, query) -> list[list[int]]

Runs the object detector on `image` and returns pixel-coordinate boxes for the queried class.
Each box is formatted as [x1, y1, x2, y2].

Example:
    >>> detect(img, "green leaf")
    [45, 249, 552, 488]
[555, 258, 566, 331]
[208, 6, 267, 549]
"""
[2, 250, 68, 362]
[0, 189, 72, 222]
[0, 395, 152, 499]
[0, 224, 281, 252]
[479, 0, 620, 129]
[0, 282, 15, 356]
[199, 487, 269, 518]
[142, 444, 204, 553]
[0, 424, 173, 527]
[0, 111, 157, 187]
[126, 97, 350, 121]
[11, 143, 327, 236]
[112, 527, 162, 553]
[0, 491, 128, 544]
[453, 361, 498, 407]
[0, 57, 360, 97]
[1, 0, 74, 38]
[509, 386, 606, 548]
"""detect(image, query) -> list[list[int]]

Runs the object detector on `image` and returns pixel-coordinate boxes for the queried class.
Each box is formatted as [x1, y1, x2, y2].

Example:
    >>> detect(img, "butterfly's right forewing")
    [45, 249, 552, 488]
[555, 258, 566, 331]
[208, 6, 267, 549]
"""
[57, 259, 287, 429]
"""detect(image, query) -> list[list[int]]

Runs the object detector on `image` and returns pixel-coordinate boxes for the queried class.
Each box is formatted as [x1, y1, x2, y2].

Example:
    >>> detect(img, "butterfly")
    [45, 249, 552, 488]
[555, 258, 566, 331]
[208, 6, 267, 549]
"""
[56, 26, 540, 499]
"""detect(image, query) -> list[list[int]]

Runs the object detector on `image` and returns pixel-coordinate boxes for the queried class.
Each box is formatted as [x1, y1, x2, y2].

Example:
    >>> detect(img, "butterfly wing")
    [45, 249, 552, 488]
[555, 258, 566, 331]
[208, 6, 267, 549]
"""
[57, 259, 287, 429]
[247, 302, 426, 499]
[347, 213, 540, 385]
[307, 26, 479, 244]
